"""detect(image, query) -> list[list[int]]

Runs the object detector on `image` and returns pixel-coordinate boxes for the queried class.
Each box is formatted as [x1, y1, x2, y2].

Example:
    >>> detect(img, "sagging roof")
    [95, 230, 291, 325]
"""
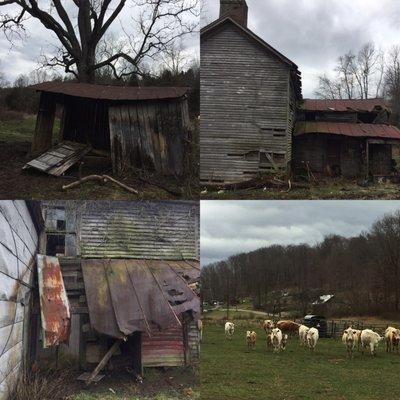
[81, 259, 200, 339]
[302, 98, 389, 113]
[201, 16, 302, 99]
[29, 81, 188, 101]
[295, 121, 400, 140]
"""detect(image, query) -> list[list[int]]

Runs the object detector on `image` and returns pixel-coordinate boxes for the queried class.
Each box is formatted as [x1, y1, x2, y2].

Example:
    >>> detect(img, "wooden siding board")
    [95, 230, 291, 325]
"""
[201, 23, 291, 183]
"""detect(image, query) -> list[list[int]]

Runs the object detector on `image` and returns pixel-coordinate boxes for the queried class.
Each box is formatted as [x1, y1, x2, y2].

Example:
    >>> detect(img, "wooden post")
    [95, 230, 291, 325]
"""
[31, 93, 56, 155]
[366, 140, 370, 178]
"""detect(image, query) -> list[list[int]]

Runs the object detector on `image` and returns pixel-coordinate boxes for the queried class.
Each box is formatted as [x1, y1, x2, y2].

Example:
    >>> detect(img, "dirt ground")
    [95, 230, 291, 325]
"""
[0, 141, 196, 200]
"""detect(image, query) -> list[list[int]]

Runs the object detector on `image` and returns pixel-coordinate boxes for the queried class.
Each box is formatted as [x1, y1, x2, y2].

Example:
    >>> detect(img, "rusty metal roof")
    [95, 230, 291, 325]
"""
[37, 255, 71, 348]
[29, 81, 189, 101]
[81, 259, 200, 339]
[302, 98, 389, 112]
[295, 121, 400, 139]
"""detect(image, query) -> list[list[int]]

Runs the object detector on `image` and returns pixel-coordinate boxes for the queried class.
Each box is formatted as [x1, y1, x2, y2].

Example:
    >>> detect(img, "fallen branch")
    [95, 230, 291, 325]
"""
[62, 175, 139, 195]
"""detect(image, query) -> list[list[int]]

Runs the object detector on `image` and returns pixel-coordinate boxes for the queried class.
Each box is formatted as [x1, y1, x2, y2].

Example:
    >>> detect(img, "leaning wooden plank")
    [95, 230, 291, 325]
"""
[47, 146, 92, 176]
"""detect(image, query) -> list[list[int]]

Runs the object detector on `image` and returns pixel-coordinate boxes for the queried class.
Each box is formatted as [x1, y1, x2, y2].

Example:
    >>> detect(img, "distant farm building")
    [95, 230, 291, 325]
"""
[294, 99, 400, 178]
[201, 0, 400, 184]
[25, 82, 191, 177]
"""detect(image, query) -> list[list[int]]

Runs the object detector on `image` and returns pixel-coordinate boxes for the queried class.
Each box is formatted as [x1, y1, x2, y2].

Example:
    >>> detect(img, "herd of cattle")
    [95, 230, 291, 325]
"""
[223, 320, 400, 358]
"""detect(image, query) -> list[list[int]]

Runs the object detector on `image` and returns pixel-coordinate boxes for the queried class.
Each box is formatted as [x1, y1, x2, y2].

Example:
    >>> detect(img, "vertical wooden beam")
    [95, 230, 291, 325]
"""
[366, 140, 370, 178]
[31, 93, 56, 155]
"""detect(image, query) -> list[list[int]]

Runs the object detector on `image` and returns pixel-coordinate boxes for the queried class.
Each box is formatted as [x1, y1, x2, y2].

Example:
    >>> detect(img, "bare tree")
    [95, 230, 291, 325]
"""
[385, 46, 400, 127]
[0, 0, 199, 83]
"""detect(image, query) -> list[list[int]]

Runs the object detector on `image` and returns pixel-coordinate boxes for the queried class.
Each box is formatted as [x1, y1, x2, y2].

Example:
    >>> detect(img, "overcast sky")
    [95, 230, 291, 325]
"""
[201, 0, 400, 97]
[201, 201, 400, 266]
[0, 1, 199, 83]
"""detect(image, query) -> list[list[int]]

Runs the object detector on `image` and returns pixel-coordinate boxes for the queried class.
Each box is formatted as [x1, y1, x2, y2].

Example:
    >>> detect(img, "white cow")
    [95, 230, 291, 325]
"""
[225, 322, 235, 340]
[342, 327, 358, 358]
[306, 327, 319, 352]
[361, 329, 383, 356]
[270, 328, 283, 353]
[281, 333, 289, 350]
[298, 324, 310, 346]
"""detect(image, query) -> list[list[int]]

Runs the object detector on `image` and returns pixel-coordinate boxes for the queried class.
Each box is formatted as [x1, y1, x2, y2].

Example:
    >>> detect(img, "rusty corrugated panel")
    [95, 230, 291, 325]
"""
[302, 98, 389, 112]
[37, 255, 70, 348]
[295, 122, 400, 139]
[81, 260, 200, 339]
[29, 82, 188, 101]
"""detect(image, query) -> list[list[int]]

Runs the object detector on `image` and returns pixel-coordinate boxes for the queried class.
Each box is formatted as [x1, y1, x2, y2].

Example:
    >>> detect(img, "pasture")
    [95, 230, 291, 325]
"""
[201, 323, 400, 400]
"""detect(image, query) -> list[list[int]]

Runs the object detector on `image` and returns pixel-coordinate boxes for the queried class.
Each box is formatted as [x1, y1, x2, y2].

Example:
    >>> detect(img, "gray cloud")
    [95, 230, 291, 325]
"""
[200, 200, 400, 266]
[202, 0, 400, 97]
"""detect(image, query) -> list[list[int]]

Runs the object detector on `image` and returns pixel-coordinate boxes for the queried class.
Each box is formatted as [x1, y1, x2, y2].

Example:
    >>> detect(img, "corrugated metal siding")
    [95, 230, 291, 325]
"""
[79, 201, 199, 260]
[200, 22, 291, 184]
[142, 324, 185, 367]
[0, 201, 38, 400]
[109, 99, 190, 176]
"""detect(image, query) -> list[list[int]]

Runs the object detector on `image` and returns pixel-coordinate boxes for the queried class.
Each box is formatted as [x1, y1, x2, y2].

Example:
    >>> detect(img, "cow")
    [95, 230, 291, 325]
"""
[353, 329, 362, 351]
[360, 329, 383, 356]
[281, 333, 289, 350]
[306, 327, 319, 352]
[270, 328, 283, 353]
[342, 327, 358, 358]
[246, 331, 257, 350]
[225, 322, 235, 340]
[385, 327, 400, 354]
[277, 320, 300, 335]
[198, 320, 203, 342]
[298, 324, 310, 346]
[262, 319, 275, 333]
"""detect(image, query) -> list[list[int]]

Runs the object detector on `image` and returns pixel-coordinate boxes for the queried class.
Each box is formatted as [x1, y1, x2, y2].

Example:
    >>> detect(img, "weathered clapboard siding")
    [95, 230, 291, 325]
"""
[186, 320, 200, 364]
[109, 99, 190, 176]
[78, 201, 199, 260]
[201, 22, 294, 184]
[0, 201, 39, 400]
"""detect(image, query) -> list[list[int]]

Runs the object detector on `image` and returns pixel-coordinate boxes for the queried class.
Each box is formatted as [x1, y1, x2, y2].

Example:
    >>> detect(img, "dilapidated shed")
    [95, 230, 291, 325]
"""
[33, 201, 200, 381]
[200, 0, 302, 185]
[0, 201, 43, 400]
[26, 82, 191, 177]
[294, 99, 400, 178]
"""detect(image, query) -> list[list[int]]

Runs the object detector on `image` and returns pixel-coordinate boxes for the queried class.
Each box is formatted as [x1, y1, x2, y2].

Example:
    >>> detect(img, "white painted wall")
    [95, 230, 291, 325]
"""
[0, 201, 39, 400]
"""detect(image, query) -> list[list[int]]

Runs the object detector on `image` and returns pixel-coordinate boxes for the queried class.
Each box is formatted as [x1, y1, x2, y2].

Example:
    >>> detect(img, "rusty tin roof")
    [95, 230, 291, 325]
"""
[81, 259, 200, 339]
[295, 121, 400, 140]
[302, 98, 389, 112]
[29, 81, 189, 101]
[37, 255, 71, 348]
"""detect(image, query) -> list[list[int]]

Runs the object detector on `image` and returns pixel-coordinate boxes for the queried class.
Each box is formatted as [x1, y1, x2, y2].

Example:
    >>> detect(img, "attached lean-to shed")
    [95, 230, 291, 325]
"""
[27, 82, 190, 176]
[200, 0, 302, 185]
[0, 201, 43, 400]
[33, 201, 200, 380]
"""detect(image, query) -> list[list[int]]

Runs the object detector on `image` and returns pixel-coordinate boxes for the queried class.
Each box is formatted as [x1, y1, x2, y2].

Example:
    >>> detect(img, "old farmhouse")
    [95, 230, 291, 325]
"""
[0, 200, 200, 399]
[200, 0, 400, 185]
[25, 82, 191, 177]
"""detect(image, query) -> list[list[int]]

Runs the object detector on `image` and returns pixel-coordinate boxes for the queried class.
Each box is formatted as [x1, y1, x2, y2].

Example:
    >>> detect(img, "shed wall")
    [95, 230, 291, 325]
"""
[109, 99, 190, 176]
[200, 23, 291, 184]
[0, 201, 39, 400]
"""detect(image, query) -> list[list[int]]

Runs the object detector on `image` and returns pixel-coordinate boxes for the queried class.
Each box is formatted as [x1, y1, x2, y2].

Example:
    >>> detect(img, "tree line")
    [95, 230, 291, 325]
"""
[201, 210, 400, 317]
[315, 42, 400, 127]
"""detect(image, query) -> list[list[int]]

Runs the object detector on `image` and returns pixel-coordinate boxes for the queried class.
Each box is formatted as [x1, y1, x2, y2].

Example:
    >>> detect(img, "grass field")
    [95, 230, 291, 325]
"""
[201, 323, 400, 400]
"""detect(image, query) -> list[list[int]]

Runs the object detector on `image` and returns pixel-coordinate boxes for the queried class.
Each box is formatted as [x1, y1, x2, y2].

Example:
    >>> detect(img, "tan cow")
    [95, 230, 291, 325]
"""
[342, 327, 358, 358]
[246, 331, 257, 350]
[277, 320, 300, 335]
[385, 327, 400, 353]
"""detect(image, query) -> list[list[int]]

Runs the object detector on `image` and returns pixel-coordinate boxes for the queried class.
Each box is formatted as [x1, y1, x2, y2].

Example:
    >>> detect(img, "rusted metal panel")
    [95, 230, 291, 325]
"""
[37, 255, 71, 348]
[81, 259, 200, 339]
[79, 201, 199, 260]
[24, 141, 92, 176]
[29, 82, 188, 101]
[141, 324, 185, 367]
[295, 122, 400, 139]
[302, 98, 389, 112]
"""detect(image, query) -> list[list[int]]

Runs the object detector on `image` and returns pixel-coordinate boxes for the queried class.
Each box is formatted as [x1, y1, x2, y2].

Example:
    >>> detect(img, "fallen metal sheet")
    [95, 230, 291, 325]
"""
[81, 259, 200, 339]
[37, 254, 71, 348]
[23, 141, 92, 176]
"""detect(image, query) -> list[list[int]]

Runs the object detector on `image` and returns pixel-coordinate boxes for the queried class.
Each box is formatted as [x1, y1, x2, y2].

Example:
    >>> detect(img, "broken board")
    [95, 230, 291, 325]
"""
[23, 141, 92, 176]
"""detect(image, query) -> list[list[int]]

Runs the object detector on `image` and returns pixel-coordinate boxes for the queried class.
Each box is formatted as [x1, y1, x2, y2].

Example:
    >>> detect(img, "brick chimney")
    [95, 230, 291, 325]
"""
[220, 0, 248, 27]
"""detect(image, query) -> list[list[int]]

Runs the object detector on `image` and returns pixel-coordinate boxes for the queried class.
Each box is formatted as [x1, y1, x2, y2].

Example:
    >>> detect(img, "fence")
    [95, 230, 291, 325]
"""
[326, 320, 390, 339]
